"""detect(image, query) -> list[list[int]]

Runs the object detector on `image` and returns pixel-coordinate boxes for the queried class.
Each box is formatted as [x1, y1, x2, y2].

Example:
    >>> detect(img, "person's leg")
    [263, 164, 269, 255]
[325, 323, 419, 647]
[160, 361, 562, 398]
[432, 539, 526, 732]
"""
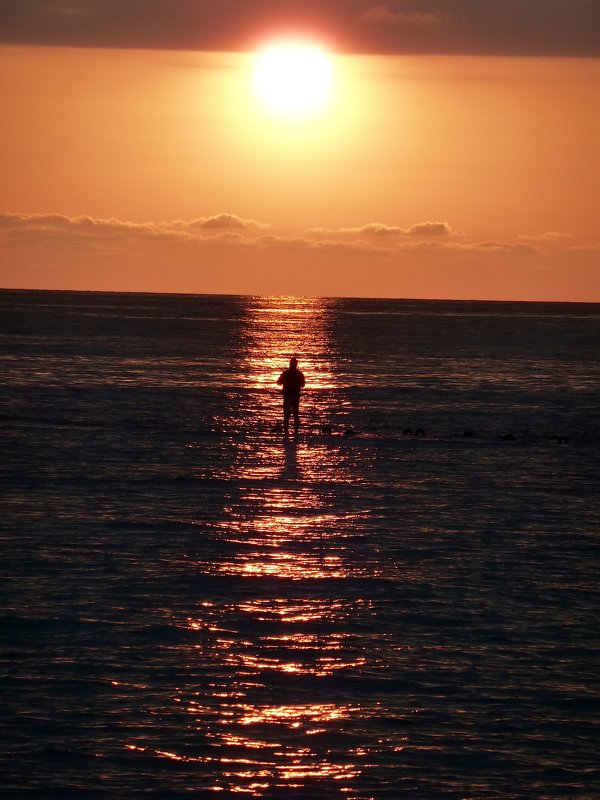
[283, 394, 291, 431]
[292, 395, 300, 431]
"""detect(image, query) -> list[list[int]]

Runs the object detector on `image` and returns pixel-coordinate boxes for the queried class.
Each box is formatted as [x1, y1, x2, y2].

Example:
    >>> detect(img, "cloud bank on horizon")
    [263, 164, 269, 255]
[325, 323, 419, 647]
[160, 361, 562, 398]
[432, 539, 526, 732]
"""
[1, 0, 599, 56]
[3, 210, 596, 301]
[2, 210, 586, 258]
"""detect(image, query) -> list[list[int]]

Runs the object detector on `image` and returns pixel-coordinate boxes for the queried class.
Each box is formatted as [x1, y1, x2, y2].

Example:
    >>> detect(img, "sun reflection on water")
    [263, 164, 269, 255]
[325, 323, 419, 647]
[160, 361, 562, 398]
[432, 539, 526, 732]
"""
[180, 698, 365, 794]
[138, 297, 378, 796]
[240, 296, 339, 394]
[162, 590, 379, 794]
[182, 595, 374, 679]
[207, 488, 372, 581]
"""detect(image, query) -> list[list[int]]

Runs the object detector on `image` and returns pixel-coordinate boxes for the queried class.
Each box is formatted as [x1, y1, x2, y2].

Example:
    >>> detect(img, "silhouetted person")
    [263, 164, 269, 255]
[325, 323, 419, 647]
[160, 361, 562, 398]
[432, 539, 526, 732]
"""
[277, 357, 305, 433]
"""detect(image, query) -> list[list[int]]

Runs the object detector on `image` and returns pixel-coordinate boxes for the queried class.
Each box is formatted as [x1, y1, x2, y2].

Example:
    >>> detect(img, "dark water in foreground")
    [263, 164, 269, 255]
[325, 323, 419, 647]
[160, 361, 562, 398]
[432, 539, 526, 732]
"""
[1, 290, 599, 799]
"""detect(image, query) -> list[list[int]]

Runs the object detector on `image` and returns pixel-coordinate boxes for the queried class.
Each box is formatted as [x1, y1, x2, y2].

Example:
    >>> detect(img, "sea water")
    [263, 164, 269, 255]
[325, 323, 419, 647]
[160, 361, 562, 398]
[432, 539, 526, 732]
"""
[1, 290, 599, 799]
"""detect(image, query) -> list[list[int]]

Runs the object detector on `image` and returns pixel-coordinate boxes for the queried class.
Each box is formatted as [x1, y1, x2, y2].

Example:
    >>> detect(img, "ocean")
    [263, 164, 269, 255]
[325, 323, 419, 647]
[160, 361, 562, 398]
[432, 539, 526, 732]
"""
[1, 289, 599, 799]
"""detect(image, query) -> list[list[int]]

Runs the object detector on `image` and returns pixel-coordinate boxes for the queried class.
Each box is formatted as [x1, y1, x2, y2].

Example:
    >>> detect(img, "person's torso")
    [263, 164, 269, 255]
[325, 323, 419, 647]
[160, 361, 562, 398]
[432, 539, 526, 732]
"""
[281, 369, 304, 393]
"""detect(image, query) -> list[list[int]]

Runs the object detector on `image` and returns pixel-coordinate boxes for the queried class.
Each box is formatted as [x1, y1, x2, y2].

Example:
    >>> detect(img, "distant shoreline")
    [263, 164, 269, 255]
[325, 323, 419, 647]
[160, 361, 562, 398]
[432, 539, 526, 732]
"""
[1, 286, 599, 308]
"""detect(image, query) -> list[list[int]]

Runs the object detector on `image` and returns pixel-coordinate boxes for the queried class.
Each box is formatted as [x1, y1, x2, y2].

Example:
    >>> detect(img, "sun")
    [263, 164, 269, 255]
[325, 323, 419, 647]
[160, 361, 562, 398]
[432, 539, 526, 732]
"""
[253, 43, 333, 119]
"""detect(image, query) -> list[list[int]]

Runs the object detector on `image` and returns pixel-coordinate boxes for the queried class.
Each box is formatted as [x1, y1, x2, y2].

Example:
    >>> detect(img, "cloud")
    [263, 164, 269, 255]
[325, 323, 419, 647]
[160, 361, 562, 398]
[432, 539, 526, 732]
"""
[0, 0, 599, 57]
[0, 213, 182, 247]
[52, 0, 92, 16]
[565, 242, 600, 253]
[0, 212, 268, 249]
[406, 221, 453, 237]
[373, 239, 538, 256]
[516, 231, 573, 244]
[255, 232, 391, 256]
[359, 6, 446, 27]
[0, 212, 546, 261]
[476, 241, 537, 257]
[176, 213, 268, 231]
[513, 231, 600, 254]
[258, 223, 537, 258]
[307, 220, 454, 238]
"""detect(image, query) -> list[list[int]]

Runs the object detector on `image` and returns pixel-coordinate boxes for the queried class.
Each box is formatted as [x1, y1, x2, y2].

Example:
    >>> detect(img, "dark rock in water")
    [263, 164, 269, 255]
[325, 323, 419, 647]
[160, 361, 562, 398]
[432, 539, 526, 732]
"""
[556, 435, 569, 444]
[344, 427, 355, 437]
[402, 428, 413, 436]
[462, 429, 476, 437]
[414, 428, 426, 438]
[322, 425, 333, 435]
[272, 423, 284, 433]
[502, 433, 516, 441]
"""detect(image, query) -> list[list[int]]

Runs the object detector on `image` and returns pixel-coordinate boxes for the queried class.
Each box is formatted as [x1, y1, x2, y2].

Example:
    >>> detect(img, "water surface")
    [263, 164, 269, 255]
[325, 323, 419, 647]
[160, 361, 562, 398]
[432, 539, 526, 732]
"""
[1, 290, 599, 799]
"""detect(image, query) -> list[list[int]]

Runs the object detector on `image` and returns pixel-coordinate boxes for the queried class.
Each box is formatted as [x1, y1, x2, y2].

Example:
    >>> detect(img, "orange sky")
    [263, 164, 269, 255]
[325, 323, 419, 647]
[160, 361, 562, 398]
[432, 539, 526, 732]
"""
[1, 44, 599, 300]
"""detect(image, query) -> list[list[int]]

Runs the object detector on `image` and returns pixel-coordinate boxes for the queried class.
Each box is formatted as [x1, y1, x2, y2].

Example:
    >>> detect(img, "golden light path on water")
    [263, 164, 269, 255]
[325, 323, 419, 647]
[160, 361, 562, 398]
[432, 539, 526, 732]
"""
[140, 297, 381, 796]
[206, 296, 375, 584]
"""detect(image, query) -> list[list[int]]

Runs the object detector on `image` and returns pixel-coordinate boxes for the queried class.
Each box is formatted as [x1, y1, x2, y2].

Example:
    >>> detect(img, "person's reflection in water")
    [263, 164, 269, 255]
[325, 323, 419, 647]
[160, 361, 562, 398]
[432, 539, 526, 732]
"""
[282, 436, 302, 481]
[276, 357, 305, 434]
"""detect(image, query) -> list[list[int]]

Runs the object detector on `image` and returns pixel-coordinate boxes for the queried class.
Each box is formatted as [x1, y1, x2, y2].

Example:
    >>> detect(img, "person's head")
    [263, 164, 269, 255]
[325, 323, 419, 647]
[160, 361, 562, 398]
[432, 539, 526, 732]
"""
[289, 357, 298, 369]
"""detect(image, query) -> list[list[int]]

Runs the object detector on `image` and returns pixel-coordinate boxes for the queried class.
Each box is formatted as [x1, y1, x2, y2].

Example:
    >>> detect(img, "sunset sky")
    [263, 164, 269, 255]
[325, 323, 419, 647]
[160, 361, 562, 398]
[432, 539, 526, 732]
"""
[1, 0, 599, 300]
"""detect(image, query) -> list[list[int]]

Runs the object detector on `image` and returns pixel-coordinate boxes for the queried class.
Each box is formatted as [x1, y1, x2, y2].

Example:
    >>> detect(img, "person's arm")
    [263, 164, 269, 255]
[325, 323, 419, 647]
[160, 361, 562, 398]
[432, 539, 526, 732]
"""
[276, 372, 284, 385]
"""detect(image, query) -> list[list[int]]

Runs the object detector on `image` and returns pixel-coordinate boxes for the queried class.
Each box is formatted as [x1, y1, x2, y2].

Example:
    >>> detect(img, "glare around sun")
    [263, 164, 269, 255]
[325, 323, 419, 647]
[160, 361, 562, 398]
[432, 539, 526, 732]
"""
[253, 44, 333, 119]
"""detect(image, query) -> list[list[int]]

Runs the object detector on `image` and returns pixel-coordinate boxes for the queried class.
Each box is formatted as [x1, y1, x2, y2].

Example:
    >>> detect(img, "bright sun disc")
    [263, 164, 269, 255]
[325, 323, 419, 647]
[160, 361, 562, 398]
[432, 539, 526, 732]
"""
[253, 44, 333, 118]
